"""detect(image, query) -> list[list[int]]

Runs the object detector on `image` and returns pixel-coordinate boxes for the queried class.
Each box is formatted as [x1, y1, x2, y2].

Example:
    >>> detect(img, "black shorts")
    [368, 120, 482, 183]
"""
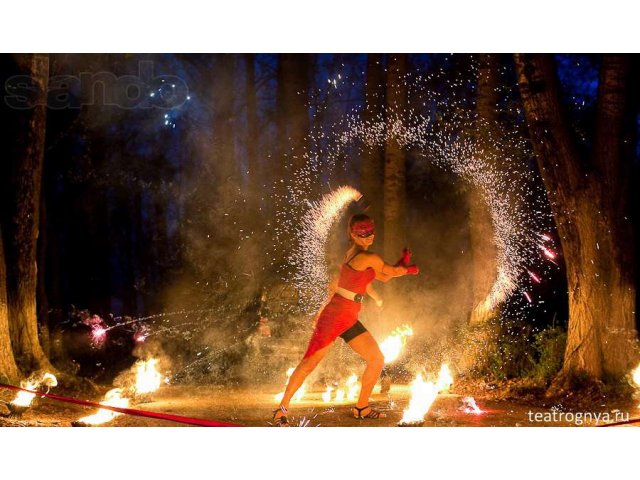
[339, 321, 368, 343]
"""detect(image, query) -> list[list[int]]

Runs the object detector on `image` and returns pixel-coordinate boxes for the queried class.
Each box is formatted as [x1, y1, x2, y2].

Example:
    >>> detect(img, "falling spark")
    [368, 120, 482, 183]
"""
[523, 292, 533, 304]
[538, 233, 552, 242]
[540, 245, 556, 260]
[527, 270, 541, 283]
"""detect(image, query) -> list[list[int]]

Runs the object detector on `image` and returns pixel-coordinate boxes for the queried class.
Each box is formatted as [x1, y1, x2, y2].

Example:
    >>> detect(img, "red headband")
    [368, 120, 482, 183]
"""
[351, 219, 375, 236]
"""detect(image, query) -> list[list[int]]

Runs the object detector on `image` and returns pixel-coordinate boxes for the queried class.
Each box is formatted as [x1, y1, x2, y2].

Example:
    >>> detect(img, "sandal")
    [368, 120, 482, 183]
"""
[352, 405, 386, 419]
[272, 406, 290, 427]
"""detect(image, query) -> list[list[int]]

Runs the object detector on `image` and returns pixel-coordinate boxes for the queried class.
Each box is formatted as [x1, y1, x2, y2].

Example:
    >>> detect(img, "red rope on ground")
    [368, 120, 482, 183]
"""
[0, 383, 240, 427]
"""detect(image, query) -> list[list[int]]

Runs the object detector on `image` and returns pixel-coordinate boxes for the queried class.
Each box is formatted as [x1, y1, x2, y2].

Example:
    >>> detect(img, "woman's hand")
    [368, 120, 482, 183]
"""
[395, 248, 412, 266]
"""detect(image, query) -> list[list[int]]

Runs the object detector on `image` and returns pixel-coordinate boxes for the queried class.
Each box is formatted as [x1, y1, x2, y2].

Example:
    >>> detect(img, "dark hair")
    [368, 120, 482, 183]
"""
[347, 213, 373, 241]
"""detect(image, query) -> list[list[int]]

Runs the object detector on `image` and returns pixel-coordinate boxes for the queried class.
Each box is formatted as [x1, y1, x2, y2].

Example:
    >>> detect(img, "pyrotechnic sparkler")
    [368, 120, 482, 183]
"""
[282, 62, 556, 322]
[291, 185, 363, 312]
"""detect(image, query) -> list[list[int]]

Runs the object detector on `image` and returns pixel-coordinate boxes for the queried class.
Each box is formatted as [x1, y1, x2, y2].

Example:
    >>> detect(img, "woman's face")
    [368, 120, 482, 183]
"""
[351, 232, 375, 248]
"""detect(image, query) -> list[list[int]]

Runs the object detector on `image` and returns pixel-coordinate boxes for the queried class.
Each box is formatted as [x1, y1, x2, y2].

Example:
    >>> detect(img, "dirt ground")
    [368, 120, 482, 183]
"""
[2, 382, 638, 427]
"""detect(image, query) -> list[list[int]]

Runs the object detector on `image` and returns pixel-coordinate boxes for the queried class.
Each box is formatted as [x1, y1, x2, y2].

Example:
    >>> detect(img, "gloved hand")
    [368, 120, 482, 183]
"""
[395, 248, 412, 266]
[405, 265, 419, 275]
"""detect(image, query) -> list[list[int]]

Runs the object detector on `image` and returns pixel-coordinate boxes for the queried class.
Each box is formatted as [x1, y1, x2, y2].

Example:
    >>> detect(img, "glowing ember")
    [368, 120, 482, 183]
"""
[134, 358, 162, 395]
[77, 388, 129, 425]
[10, 373, 58, 408]
[399, 364, 453, 425]
[380, 325, 413, 364]
[461, 396, 484, 415]
[523, 292, 533, 303]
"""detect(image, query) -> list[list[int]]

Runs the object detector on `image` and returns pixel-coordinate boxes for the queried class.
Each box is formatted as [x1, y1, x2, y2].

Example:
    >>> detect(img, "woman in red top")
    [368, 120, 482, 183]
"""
[272, 214, 419, 426]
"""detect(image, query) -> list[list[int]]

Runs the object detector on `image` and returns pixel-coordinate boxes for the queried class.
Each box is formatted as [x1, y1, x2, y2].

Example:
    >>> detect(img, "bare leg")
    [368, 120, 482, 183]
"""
[278, 343, 332, 411]
[347, 332, 385, 411]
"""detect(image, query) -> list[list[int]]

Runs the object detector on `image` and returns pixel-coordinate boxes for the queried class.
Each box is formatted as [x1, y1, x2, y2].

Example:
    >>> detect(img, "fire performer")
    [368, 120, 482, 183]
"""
[272, 214, 419, 426]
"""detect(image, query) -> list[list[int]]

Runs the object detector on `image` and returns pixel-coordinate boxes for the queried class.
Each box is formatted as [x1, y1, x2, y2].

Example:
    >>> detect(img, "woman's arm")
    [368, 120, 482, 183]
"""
[368, 253, 409, 278]
[366, 283, 383, 307]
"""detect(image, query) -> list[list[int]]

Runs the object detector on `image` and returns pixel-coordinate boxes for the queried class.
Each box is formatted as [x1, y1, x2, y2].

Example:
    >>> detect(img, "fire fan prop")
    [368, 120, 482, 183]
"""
[380, 325, 413, 364]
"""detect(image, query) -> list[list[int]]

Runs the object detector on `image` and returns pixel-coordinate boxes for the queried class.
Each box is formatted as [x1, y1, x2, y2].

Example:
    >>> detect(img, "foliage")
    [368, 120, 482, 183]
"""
[456, 317, 566, 385]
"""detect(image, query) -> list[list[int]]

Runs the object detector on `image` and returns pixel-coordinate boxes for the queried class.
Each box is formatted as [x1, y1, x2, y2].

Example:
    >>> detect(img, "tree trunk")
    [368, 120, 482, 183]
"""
[383, 54, 408, 261]
[4, 53, 55, 372]
[36, 177, 50, 357]
[360, 54, 386, 236]
[276, 54, 311, 184]
[214, 54, 237, 182]
[514, 53, 637, 387]
[244, 54, 259, 200]
[0, 226, 20, 383]
[469, 54, 500, 324]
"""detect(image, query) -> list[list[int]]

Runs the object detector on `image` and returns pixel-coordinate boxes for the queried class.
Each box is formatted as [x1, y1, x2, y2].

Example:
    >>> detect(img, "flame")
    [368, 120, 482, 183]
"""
[632, 364, 640, 407]
[77, 388, 129, 425]
[321, 374, 359, 403]
[273, 367, 305, 403]
[346, 374, 359, 401]
[134, 358, 162, 395]
[399, 364, 453, 424]
[380, 325, 413, 364]
[322, 386, 333, 403]
[461, 396, 484, 415]
[435, 364, 453, 392]
[10, 373, 58, 408]
[399, 374, 438, 424]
